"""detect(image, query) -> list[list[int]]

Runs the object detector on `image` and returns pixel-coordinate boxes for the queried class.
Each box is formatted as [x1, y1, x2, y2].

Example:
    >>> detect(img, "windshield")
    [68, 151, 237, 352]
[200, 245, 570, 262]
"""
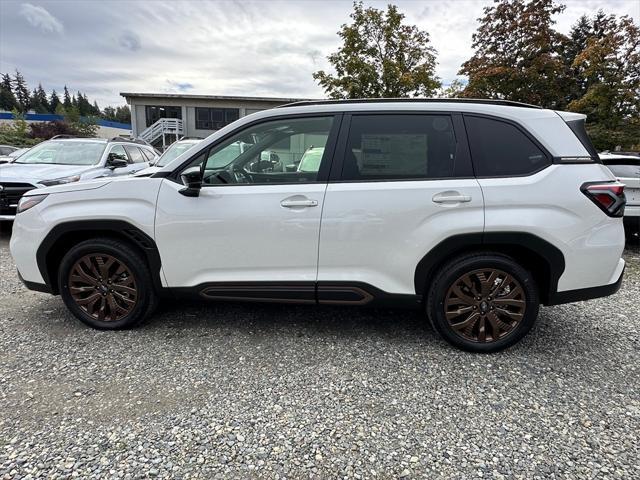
[297, 147, 325, 172]
[156, 141, 200, 167]
[14, 141, 106, 166]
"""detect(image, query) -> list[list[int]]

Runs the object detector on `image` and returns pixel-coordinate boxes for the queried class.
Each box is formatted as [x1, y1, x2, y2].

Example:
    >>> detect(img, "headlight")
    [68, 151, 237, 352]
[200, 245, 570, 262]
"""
[40, 175, 81, 186]
[17, 194, 48, 214]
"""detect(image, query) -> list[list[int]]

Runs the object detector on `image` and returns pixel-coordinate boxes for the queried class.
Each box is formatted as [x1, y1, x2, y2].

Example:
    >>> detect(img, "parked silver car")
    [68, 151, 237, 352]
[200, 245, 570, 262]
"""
[0, 137, 158, 220]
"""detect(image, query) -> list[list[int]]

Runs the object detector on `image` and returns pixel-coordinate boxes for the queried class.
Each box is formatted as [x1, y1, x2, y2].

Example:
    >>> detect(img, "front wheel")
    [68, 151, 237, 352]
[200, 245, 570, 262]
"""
[426, 253, 539, 353]
[58, 238, 157, 329]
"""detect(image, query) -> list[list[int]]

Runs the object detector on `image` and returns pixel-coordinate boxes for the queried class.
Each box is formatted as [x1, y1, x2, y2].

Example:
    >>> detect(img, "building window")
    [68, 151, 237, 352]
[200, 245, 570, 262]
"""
[195, 108, 240, 130]
[145, 106, 182, 127]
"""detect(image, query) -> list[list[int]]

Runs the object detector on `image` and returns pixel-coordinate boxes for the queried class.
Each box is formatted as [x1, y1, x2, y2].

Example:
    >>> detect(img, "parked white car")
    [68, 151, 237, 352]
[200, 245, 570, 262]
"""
[134, 138, 201, 176]
[0, 137, 158, 219]
[9, 99, 626, 352]
[599, 151, 639, 238]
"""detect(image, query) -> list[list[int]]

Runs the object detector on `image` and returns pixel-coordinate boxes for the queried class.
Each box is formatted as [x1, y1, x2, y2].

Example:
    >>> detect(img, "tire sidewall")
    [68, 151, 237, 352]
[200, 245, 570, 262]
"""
[58, 240, 151, 329]
[428, 255, 539, 353]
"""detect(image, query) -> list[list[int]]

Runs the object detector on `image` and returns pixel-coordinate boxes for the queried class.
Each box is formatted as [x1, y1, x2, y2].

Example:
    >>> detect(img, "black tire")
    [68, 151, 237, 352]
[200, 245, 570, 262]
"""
[426, 252, 539, 353]
[58, 238, 158, 329]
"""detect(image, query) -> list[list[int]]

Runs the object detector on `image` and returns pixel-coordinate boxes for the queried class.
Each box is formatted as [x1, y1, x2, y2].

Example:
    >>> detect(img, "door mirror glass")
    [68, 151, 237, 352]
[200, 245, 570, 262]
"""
[107, 153, 129, 169]
[179, 167, 202, 197]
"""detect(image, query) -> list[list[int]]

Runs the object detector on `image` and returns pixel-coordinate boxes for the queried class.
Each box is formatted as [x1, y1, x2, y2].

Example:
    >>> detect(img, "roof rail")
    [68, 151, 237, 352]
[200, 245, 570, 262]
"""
[109, 136, 150, 146]
[50, 134, 79, 139]
[277, 98, 542, 109]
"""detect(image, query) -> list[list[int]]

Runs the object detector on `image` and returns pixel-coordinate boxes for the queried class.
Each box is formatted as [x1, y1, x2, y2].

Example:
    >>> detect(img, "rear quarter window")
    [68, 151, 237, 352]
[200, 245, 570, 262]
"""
[464, 116, 550, 177]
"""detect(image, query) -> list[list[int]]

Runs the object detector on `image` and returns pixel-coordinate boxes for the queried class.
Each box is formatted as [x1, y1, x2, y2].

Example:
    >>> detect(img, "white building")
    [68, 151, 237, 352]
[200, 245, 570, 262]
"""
[120, 92, 307, 149]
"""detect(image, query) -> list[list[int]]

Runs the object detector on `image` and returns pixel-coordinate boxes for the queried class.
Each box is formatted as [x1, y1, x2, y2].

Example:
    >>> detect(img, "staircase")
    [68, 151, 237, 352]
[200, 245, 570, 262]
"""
[139, 118, 184, 150]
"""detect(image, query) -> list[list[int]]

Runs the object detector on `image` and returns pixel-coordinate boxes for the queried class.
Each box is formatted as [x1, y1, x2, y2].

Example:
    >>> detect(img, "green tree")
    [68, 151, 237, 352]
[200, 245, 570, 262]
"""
[49, 89, 61, 113]
[115, 105, 131, 124]
[439, 79, 466, 98]
[313, 1, 440, 98]
[62, 85, 72, 110]
[30, 84, 49, 113]
[0, 73, 18, 111]
[459, 0, 568, 108]
[567, 14, 640, 127]
[12, 70, 31, 112]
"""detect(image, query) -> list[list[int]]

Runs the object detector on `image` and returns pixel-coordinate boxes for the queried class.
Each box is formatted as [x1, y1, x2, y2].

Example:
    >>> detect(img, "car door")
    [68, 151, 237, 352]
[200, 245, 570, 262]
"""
[317, 113, 484, 300]
[101, 144, 136, 177]
[155, 114, 341, 300]
[124, 146, 151, 174]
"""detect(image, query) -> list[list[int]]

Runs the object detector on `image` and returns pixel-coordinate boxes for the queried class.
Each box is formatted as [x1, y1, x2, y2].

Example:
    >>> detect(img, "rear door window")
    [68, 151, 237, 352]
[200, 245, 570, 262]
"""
[341, 115, 458, 180]
[125, 146, 146, 163]
[141, 148, 156, 162]
[464, 116, 550, 177]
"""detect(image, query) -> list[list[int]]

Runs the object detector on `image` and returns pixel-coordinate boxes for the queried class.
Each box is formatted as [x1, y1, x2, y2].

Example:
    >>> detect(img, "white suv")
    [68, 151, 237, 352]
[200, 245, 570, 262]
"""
[9, 100, 626, 352]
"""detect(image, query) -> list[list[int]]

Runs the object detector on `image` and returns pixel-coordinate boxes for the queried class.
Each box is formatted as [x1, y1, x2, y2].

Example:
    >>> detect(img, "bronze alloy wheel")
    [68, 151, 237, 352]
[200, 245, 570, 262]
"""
[444, 268, 526, 343]
[68, 254, 138, 322]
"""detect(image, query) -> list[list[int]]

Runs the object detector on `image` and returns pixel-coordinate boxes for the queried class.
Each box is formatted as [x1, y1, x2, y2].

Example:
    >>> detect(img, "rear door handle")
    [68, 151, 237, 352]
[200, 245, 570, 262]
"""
[281, 197, 318, 208]
[432, 192, 472, 204]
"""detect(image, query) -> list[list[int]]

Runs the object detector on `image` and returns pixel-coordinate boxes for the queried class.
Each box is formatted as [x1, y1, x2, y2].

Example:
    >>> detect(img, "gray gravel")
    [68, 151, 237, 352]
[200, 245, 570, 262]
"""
[1, 224, 639, 479]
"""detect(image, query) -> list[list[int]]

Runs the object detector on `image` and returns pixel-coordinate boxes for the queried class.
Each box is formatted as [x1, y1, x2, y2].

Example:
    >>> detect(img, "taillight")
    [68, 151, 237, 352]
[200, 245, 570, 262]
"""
[581, 182, 626, 217]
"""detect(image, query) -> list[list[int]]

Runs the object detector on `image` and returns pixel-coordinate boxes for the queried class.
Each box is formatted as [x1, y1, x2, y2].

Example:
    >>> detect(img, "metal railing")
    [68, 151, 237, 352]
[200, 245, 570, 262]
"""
[139, 118, 184, 149]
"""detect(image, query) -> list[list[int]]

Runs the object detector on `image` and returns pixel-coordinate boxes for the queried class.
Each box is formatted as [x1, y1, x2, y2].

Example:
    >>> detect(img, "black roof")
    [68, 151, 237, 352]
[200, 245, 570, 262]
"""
[277, 98, 542, 109]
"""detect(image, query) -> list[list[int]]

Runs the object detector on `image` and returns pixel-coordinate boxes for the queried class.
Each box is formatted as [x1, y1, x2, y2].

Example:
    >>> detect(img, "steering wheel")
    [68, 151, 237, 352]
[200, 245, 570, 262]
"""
[233, 168, 250, 183]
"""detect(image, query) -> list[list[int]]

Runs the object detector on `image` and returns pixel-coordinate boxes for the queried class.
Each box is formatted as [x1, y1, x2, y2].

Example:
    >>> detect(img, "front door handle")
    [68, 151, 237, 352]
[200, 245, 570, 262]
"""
[432, 192, 472, 204]
[281, 196, 318, 208]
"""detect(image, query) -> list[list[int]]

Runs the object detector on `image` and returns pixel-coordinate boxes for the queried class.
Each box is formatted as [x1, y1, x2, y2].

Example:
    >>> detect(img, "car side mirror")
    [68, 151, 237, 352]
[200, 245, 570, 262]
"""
[180, 168, 202, 197]
[107, 153, 129, 169]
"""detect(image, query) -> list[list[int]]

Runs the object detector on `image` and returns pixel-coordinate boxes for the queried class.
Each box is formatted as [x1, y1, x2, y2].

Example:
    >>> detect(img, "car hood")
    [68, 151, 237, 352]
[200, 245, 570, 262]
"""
[133, 166, 161, 177]
[0, 163, 98, 184]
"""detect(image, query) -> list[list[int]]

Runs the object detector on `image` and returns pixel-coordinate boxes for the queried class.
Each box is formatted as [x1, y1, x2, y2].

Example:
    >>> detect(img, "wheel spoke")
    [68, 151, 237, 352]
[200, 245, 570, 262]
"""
[450, 311, 480, 332]
[111, 284, 137, 295]
[477, 316, 487, 342]
[446, 306, 474, 320]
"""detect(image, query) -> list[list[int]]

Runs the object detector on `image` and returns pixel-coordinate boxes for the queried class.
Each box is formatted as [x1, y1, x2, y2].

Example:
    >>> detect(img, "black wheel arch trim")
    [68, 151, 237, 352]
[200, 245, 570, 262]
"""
[36, 220, 163, 295]
[414, 232, 566, 305]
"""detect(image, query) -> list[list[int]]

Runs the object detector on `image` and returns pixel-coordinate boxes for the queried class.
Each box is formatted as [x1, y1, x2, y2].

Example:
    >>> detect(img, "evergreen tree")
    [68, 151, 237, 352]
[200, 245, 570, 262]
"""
[12, 70, 31, 112]
[30, 84, 49, 113]
[62, 86, 72, 110]
[49, 89, 61, 113]
[92, 100, 101, 116]
[0, 73, 18, 111]
[30, 88, 46, 113]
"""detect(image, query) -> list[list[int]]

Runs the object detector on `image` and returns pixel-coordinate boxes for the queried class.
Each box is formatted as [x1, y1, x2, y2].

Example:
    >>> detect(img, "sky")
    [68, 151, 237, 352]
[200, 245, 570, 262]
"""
[0, 0, 638, 108]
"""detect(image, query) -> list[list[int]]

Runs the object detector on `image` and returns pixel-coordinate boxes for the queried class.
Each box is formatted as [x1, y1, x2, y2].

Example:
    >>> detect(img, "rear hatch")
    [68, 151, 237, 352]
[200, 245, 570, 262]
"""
[600, 153, 640, 206]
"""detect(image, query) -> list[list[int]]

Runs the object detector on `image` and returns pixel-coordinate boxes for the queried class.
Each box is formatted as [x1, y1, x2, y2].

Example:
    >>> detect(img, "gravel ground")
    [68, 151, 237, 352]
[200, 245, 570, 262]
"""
[1, 225, 639, 479]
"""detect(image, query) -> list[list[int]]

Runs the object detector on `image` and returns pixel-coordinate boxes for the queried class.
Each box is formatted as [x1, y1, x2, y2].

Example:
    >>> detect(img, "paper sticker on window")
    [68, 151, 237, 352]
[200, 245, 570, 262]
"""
[359, 134, 428, 175]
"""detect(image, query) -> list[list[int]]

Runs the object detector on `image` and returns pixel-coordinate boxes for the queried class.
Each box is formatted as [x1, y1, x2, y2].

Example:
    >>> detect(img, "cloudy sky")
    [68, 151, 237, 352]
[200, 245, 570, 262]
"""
[0, 0, 638, 108]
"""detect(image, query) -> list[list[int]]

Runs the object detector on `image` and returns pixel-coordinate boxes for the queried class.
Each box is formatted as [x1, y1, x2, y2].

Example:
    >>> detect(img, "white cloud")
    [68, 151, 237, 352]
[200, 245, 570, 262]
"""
[19, 3, 64, 34]
[118, 30, 141, 52]
[1, 0, 638, 108]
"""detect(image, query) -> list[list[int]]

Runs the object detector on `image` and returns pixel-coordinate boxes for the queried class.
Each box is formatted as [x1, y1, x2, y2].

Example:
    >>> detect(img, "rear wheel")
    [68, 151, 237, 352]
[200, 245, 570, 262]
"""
[58, 238, 157, 329]
[426, 253, 539, 352]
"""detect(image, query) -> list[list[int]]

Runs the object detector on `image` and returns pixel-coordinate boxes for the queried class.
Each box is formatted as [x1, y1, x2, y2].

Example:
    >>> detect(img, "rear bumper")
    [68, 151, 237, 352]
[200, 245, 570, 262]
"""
[547, 259, 624, 305]
[624, 205, 640, 217]
[17, 269, 53, 294]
